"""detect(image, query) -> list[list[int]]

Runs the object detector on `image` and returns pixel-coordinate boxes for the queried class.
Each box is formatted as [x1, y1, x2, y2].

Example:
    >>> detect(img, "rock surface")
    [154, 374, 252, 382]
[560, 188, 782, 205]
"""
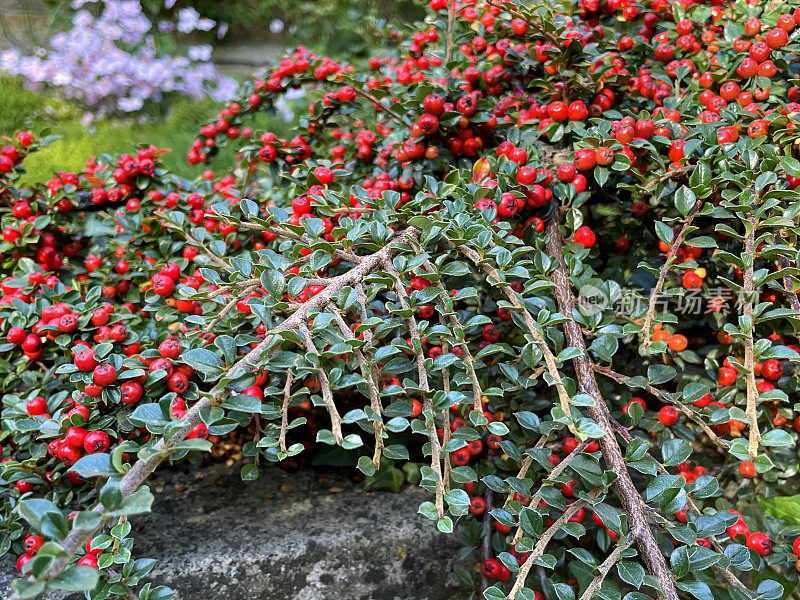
[1, 464, 465, 600]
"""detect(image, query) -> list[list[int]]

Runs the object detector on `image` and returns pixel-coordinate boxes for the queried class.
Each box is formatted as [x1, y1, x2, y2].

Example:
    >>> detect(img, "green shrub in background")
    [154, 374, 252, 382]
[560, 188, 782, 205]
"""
[156, 0, 423, 57]
[0, 75, 292, 181]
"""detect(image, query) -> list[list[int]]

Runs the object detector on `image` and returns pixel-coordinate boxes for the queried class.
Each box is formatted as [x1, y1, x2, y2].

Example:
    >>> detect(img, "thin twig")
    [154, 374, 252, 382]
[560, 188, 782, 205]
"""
[355, 283, 375, 346]
[447, 239, 576, 433]
[592, 365, 727, 453]
[350, 86, 406, 123]
[743, 214, 760, 458]
[511, 439, 590, 546]
[203, 283, 259, 334]
[507, 498, 592, 600]
[421, 260, 485, 412]
[236, 221, 359, 263]
[577, 532, 634, 600]
[480, 486, 494, 593]
[483, 0, 561, 48]
[385, 259, 446, 517]
[504, 435, 548, 507]
[299, 321, 343, 445]
[774, 232, 800, 312]
[110, 516, 126, 554]
[436, 310, 453, 492]
[444, 0, 456, 63]
[638, 165, 693, 192]
[206, 278, 261, 299]
[279, 369, 294, 454]
[641, 202, 702, 349]
[163, 222, 230, 268]
[330, 307, 385, 467]
[545, 215, 679, 600]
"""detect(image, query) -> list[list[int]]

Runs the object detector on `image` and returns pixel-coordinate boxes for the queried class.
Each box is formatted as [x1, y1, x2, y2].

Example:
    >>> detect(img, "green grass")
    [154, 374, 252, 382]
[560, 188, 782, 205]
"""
[0, 75, 290, 182]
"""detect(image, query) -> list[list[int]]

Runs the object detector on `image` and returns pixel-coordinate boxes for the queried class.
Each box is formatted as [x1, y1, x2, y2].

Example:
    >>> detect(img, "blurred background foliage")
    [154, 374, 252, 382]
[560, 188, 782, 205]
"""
[171, 0, 424, 57]
[0, 74, 293, 181]
[0, 0, 423, 181]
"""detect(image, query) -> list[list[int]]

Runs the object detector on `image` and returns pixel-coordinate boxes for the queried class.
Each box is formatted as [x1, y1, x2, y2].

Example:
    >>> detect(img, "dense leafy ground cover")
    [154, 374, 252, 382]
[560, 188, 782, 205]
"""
[2, 1, 800, 600]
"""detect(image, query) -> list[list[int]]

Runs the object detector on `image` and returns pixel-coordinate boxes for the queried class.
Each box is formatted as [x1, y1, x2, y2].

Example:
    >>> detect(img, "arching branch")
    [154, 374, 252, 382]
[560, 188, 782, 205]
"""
[545, 216, 680, 600]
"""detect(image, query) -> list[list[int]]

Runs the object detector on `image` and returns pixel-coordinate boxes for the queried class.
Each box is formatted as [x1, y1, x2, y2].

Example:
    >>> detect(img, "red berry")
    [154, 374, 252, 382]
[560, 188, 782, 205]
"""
[482, 558, 502, 578]
[469, 496, 486, 515]
[120, 381, 143, 404]
[74, 347, 98, 372]
[84, 431, 110, 454]
[746, 532, 772, 556]
[25, 396, 48, 415]
[16, 553, 34, 573]
[718, 366, 737, 386]
[423, 94, 445, 116]
[78, 554, 99, 568]
[92, 363, 117, 387]
[7, 327, 26, 344]
[64, 426, 88, 448]
[739, 461, 756, 477]
[23, 535, 44, 553]
[657, 406, 679, 426]
[151, 274, 175, 297]
[574, 226, 596, 248]
[761, 359, 783, 381]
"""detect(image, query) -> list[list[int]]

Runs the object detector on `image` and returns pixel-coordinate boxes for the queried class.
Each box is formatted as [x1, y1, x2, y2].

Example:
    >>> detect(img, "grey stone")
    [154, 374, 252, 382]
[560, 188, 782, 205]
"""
[2, 464, 466, 600]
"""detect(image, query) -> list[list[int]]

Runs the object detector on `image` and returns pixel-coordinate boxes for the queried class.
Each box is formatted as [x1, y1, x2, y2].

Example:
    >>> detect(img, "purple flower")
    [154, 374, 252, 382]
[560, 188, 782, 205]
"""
[117, 96, 143, 112]
[188, 45, 212, 62]
[1, 0, 235, 120]
[176, 7, 215, 34]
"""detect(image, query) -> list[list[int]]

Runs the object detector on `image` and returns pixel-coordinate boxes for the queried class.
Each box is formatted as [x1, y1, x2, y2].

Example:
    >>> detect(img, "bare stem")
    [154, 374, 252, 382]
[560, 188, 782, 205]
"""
[592, 365, 727, 453]
[743, 215, 760, 459]
[279, 369, 294, 454]
[350, 85, 406, 123]
[545, 216, 679, 600]
[299, 321, 343, 445]
[511, 439, 590, 546]
[206, 278, 261, 299]
[774, 232, 800, 312]
[203, 283, 259, 334]
[507, 498, 592, 600]
[577, 533, 634, 600]
[163, 221, 230, 269]
[448, 239, 576, 432]
[385, 259, 446, 517]
[444, 0, 456, 63]
[641, 202, 702, 349]
[235, 221, 359, 263]
[480, 487, 494, 593]
[330, 307, 385, 467]
[503, 435, 548, 507]
[435, 310, 453, 492]
[421, 260, 484, 411]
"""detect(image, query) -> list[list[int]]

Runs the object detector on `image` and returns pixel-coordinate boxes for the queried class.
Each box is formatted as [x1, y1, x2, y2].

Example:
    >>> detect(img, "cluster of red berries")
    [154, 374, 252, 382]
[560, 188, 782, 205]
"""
[0, 132, 33, 174]
[16, 533, 103, 573]
[190, 48, 349, 165]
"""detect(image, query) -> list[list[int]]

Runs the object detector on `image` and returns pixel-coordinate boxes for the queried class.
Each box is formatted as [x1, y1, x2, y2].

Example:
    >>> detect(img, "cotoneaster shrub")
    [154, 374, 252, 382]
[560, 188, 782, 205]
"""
[2, 1, 800, 600]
